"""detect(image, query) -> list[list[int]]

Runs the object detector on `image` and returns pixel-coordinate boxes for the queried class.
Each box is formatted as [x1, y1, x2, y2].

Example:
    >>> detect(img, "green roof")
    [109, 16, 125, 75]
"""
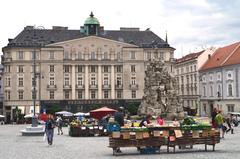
[84, 12, 100, 25]
[84, 17, 100, 25]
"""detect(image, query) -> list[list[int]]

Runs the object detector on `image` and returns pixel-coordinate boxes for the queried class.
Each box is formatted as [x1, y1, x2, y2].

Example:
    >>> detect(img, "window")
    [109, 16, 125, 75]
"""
[49, 51, 54, 59]
[64, 91, 70, 99]
[18, 51, 24, 60]
[160, 52, 164, 60]
[77, 76, 83, 85]
[103, 52, 108, 59]
[5, 77, 11, 86]
[64, 51, 69, 59]
[190, 66, 192, 72]
[91, 91, 96, 99]
[203, 86, 206, 97]
[116, 90, 122, 99]
[18, 66, 24, 73]
[210, 85, 213, 96]
[202, 75, 206, 82]
[130, 51, 135, 59]
[217, 85, 221, 97]
[104, 91, 109, 99]
[103, 77, 109, 85]
[147, 52, 151, 60]
[64, 65, 70, 73]
[5, 91, 11, 100]
[117, 52, 121, 60]
[32, 91, 36, 100]
[194, 65, 196, 71]
[209, 74, 213, 81]
[132, 90, 136, 98]
[77, 91, 83, 99]
[228, 84, 233, 96]
[194, 74, 197, 82]
[90, 52, 96, 59]
[49, 91, 54, 99]
[203, 104, 207, 113]
[31, 51, 38, 60]
[116, 77, 122, 85]
[77, 66, 83, 73]
[18, 77, 23, 87]
[131, 65, 136, 72]
[50, 77, 55, 85]
[49, 65, 54, 72]
[64, 77, 70, 86]
[227, 104, 235, 112]
[32, 77, 37, 87]
[77, 52, 83, 59]
[227, 71, 233, 80]
[131, 76, 136, 85]
[5, 65, 11, 73]
[90, 66, 96, 73]
[91, 77, 96, 85]
[18, 91, 23, 100]
[103, 66, 109, 73]
[116, 66, 122, 73]
[217, 72, 221, 81]
[186, 66, 189, 73]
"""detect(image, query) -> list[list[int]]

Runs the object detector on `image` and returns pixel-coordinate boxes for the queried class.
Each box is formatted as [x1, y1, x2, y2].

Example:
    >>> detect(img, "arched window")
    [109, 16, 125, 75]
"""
[210, 85, 213, 96]
[228, 84, 233, 96]
[203, 86, 206, 97]
[217, 85, 221, 97]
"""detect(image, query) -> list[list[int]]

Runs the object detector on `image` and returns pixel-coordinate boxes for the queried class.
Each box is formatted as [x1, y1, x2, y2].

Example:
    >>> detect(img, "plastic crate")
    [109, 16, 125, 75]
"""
[107, 123, 120, 133]
[140, 147, 159, 154]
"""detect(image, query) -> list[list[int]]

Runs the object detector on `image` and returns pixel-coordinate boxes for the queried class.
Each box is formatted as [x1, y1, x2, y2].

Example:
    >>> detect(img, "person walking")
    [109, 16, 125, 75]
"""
[45, 114, 55, 145]
[211, 108, 218, 128]
[215, 110, 224, 138]
[226, 115, 234, 134]
[56, 116, 63, 135]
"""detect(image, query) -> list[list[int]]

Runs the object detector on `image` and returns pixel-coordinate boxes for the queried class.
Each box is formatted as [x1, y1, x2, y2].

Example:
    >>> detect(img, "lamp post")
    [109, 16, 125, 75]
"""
[32, 26, 44, 127]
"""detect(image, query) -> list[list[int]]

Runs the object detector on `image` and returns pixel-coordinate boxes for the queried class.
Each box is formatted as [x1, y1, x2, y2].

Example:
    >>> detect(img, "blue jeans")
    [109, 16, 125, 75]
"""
[46, 129, 54, 145]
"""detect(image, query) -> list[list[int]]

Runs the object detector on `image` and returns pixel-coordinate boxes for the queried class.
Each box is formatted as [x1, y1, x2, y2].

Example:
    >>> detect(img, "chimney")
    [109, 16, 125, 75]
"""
[208, 54, 211, 59]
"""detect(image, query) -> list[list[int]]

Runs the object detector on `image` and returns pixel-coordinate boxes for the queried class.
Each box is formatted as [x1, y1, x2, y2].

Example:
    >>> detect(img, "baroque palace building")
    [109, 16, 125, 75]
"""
[2, 13, 175, 121]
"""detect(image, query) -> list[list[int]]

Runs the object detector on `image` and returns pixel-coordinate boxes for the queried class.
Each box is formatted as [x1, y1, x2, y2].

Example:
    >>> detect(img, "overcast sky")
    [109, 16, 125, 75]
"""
[1, 0, 239, 58]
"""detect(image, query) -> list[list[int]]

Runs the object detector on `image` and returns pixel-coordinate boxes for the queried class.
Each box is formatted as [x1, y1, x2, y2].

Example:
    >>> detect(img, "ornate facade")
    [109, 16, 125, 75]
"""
[2, 13, 175, 121]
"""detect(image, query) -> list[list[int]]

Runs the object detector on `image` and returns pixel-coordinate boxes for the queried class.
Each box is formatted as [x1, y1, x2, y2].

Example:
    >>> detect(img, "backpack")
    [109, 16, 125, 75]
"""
[46, 121, 53, 129]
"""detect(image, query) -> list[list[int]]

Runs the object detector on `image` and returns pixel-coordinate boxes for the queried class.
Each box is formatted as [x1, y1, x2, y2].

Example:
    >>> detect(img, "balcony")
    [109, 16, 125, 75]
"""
[47, 84, 57, 90]
[129, 84, 139, 90]
[115, 84, 123, 89]
[102, 84, 111, 90]
[75, 84, 85, 90]
[63, 85, 72, 89]
[89, 84, 98, 89]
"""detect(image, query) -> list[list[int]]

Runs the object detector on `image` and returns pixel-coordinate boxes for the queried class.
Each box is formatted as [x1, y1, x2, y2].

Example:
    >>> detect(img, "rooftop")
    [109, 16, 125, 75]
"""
[176, 50, 204, 64]
[200, 42, 240, 71]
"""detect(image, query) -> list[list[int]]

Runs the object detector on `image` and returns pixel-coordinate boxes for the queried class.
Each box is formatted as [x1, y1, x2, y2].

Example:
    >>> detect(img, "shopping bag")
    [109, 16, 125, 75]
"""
[43, 133, 46, 142]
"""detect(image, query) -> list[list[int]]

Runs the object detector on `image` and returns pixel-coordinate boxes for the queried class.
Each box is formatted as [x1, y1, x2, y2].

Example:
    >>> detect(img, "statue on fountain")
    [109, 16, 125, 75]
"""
[138, 59, 184, 120]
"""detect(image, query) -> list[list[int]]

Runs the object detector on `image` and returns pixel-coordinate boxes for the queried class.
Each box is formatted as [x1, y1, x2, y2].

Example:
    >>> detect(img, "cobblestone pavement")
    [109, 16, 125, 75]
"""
[0, 124, 240, 159]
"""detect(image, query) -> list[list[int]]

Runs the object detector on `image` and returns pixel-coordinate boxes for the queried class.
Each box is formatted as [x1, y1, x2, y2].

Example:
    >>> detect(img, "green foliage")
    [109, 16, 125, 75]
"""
[126, 103, 140, 115]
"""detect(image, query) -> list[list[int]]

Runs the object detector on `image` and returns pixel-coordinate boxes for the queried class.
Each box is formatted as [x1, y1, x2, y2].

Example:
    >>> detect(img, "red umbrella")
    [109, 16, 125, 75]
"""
[90, 107, 117, 120]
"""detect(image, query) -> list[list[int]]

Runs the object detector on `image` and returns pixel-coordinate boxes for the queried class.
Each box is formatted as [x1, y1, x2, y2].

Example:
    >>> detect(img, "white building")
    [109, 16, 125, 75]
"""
[199, 42, 240, 116]
[175, 48, 216, 115]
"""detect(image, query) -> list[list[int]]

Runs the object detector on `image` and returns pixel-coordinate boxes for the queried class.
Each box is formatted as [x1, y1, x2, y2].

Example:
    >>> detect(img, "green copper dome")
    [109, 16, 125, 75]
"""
[84, 12, 100, 25]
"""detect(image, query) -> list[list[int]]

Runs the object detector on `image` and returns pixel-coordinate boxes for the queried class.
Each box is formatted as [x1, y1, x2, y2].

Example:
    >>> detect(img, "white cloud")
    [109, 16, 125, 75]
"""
[0, 0, 239, 58]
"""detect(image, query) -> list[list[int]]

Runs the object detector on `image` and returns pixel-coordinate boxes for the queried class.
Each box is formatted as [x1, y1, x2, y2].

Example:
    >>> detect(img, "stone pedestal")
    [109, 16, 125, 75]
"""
[21, 125, 45, 136]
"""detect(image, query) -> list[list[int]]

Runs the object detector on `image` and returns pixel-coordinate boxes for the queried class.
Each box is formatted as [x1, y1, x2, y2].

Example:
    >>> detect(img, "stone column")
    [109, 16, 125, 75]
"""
[85, 65, 89, 99]
[98, 65, 102, 99]
[111, 65, 115, 99]
[72, 65, 75, 99]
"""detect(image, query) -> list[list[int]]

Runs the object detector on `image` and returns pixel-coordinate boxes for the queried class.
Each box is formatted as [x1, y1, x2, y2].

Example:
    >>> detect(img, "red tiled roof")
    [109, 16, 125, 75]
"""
[200, 42, 240, 71]
[176, 50, 204, 64]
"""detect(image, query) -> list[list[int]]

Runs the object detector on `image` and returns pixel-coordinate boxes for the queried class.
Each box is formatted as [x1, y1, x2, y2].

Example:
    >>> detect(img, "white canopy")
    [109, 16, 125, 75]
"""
[74, 112, 85, 116]
[55, 111, 73, 117]
[0, 115, 5, 118]
[24, 114, 38, 118]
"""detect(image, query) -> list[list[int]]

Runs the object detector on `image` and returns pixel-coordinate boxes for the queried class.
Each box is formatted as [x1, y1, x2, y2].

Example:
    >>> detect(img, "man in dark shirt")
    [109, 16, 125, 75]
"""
[114, 107, 124, 126]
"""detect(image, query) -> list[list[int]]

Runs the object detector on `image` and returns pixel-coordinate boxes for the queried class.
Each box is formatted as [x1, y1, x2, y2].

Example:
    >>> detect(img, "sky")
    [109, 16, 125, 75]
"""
[0, 0, 239, 58]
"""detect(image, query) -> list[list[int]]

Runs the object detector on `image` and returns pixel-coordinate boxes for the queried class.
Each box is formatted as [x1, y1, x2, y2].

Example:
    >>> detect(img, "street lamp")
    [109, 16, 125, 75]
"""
[32, 26, 44, 127]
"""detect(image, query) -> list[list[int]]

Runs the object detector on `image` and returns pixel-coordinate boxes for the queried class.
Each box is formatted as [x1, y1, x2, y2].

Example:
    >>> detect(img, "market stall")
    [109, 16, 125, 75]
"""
[108, 118, 220, 155]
